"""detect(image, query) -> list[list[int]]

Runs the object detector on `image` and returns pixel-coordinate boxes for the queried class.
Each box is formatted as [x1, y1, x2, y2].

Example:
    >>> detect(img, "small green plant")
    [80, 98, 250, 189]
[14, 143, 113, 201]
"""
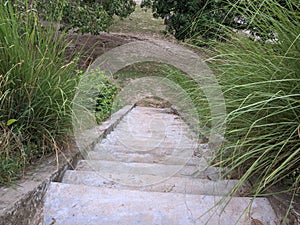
[95, 77, 118, 123]
[0, 1, 78, 185]
[74, 70, 118, 125]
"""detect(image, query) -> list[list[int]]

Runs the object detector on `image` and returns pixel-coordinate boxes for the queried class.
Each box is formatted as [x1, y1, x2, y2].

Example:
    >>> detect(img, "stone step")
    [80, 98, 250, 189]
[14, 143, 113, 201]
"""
[108, 129, 197, 139]
[62, 170, 247, 196]
[122, 117, 181, 122]
[105, 130, 197, 142]
[117, 115, 184, 122]
[106, 134, 198, 143]
[75, 160, 227, 182]
[119, 116, 181, 123]
[101, 138, 197, 150]
[131, 106, 176, 113]
[109, 127, 192, 138]
[86, 150, 204, 166]
[120, 113, 178, 121]
[118, 120, 185, 126]
[117, 124, 188, 134]
[94, 143, 197, 156]
[130, 106, 174, 113]
[105, 132, 195, 141]
[75, 159, 199, 179]
[43, 182, 279, 225]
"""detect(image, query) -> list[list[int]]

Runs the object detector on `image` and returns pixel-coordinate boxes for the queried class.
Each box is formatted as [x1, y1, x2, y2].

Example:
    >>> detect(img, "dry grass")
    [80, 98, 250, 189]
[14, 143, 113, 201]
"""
[108, 5, 165, 36]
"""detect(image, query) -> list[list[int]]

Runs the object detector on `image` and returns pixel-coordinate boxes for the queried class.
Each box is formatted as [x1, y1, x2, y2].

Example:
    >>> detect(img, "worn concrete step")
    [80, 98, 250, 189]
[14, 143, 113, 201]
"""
[101, 138, 197, 150]
[113, 128, 190, 138]
[116, 123, 188, 130]
[86, 150, 204, 166]
[43, 182, 279, 225]
[95, 142, 210, 155]
[94, 143, 197, 156]
[108, 130, 197, 140]
[105, 132, 195, 142]
[120, 114, 179, 122]
[116, 122, 186, 129]
[62, 170, 247, 196]
[129, 106, 175, 113]
[117, 122, 186, 128]
[109, 128, 192, 139]
[75, 159, 199, 178]
[131, 106, 176, 113]
[106, 128, 196, 140]
[119, 116, 181, 124]
[75, 160, 227, 181]
[117, 115, 185, 123]
[115, 113, 185, 124]
[105, 132, 193, 142]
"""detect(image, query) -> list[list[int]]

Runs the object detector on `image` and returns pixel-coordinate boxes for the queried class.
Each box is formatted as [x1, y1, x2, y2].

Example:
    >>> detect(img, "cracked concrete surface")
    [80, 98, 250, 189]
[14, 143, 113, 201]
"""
[41, 106, 279, 224]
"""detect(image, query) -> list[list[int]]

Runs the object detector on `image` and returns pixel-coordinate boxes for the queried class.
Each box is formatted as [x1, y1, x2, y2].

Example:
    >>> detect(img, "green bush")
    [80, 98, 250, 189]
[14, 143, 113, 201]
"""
[34, 0, 136, 34]
[73, 69, 119, 129]
[0, 1, 78, 185]
[209, 0, 299, 197]
[141, 0, 240, 40]
[141, 0, 297, 43]
[95, 76, 118, 123]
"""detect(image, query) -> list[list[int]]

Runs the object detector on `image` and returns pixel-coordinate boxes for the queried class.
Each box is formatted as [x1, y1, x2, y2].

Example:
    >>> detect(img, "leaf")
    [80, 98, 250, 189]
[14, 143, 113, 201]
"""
[6, 119, 17, 126]
[251, 218, 264, 225]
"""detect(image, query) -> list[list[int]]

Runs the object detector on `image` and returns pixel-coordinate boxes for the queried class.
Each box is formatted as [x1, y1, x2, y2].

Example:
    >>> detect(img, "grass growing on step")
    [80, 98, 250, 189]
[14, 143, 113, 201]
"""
[0, 1, 78, 185]
[207, 0, 299, 209]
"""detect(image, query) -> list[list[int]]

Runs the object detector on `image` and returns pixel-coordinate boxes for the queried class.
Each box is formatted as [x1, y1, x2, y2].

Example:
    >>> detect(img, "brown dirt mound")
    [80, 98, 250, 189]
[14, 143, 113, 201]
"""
[65, 32, 144, 69]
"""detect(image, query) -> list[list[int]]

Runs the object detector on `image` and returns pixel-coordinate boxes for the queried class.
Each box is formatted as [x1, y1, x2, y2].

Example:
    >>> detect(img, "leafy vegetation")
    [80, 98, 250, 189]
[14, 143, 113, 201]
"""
[34, 0, 136, 34]
[75, 70, 118, 124]
[0, 1, 124, 186]
[141, 0, 238, 40]
[141, 0, 298, 43]
[95, 77, 118, 123]
[207, 0, 299, 199]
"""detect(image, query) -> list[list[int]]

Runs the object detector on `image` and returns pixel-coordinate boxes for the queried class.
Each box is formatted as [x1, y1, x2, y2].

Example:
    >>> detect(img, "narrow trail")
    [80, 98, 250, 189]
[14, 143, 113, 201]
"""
[42, 106, 278, 224]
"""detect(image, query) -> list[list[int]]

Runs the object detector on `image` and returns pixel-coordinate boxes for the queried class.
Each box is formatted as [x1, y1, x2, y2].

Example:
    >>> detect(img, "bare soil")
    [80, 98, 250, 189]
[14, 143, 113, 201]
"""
[65, 32, 143, 70]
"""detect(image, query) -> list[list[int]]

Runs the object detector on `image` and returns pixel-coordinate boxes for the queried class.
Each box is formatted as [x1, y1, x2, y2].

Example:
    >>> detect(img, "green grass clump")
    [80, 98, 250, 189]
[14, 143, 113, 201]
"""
[0, 1, 78, 185]
[210, 0, 299, 197]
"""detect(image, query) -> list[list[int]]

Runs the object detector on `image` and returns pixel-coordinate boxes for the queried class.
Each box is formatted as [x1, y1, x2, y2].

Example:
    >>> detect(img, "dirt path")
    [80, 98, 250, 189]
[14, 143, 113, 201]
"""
[65, 3, 177, 70]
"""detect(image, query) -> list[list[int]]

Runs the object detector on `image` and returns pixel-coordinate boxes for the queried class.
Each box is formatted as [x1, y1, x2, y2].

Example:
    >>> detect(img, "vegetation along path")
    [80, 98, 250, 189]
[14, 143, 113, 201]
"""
[1, 1, 299, 224]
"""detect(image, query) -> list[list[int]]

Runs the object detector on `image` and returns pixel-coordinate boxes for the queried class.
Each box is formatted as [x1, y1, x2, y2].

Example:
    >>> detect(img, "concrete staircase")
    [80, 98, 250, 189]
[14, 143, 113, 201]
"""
[41, 106, 279, 225]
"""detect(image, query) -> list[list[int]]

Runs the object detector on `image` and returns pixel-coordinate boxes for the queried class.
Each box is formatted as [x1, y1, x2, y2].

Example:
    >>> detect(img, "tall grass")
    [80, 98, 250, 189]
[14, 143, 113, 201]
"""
[208, 0, 299, 198]
[0, 1, 78, 185]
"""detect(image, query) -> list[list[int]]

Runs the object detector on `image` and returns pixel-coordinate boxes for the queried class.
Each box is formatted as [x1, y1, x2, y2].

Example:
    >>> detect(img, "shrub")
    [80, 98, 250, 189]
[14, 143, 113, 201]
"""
[0, 1, 78, 185]
[95, 76, 118, 123]
[141, 0, 241, 40]
[141, 0, 298, 42]
[74, 70, 118, 124]
[34, 0, 136, 34]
